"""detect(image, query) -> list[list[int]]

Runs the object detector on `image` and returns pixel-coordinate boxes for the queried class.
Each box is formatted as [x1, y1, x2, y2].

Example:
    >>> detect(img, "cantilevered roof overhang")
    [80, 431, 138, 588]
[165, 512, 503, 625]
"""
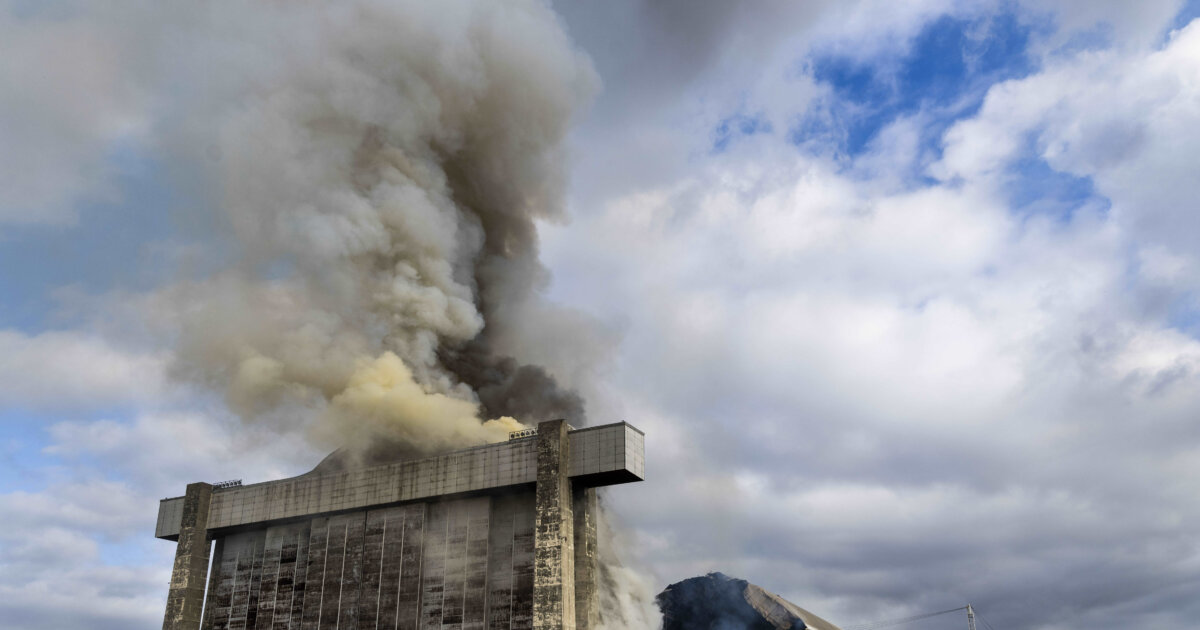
[155, 421, 644, 540]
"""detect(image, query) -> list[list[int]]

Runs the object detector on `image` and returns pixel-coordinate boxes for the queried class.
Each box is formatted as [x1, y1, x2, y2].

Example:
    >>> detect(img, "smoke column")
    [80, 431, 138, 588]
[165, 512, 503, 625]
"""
[155, 1, 658, 625]
[165, 0, 596, 460]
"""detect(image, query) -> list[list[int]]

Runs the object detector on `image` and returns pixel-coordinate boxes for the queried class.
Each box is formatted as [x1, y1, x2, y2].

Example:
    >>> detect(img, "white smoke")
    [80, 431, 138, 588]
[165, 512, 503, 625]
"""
[104, 0, 657, 620]
[596, 503, 663, 630]
[153, 0, 599, 457]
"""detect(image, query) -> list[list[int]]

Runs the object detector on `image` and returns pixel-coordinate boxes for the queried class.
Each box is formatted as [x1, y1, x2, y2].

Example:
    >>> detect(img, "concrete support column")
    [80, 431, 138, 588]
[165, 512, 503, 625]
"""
[163, 482, 213, 630]
[572, 487, 599, 630]
[533, 419, 576, 630]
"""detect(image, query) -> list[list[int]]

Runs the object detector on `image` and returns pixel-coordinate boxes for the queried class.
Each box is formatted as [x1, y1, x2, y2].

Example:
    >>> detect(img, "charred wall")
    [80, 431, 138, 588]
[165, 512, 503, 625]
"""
[159, 421, 643, 630]
[201, 493, 541, 630]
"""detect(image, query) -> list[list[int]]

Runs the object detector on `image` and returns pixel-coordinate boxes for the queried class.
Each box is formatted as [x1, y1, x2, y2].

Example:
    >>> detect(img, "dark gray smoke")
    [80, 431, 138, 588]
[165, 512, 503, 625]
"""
[440, 341, 587, 423]
[164, 0, 599, 456]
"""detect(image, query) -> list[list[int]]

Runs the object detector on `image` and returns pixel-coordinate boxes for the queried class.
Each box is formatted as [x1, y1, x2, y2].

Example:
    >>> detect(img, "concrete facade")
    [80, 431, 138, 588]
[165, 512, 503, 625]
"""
[156, 421, 643, 630]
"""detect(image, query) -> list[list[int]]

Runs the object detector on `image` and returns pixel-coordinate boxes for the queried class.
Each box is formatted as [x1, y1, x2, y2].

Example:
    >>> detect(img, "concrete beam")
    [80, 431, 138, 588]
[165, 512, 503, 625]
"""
[162, 482, 213, 630]
[533, 419, 576, 630]
[156, 422, 644, 541]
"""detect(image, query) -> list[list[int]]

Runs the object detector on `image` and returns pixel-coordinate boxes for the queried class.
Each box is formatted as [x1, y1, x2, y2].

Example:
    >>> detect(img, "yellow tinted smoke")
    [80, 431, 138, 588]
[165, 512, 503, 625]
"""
[315, 351, 525, 455]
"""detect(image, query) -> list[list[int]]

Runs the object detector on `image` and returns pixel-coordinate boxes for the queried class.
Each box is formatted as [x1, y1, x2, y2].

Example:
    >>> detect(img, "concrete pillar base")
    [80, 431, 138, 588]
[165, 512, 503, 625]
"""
[162, 482, 213, 630]
[573, 487, 599, 629]
[533, 419, 576, 630]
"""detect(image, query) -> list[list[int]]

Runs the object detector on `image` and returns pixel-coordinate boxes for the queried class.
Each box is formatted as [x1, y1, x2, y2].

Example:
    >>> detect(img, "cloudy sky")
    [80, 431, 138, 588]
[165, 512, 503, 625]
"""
[4, 1, 1200, 629]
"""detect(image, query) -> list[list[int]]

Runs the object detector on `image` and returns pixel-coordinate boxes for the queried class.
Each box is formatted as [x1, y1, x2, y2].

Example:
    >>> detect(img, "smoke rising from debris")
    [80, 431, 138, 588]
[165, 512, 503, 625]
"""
[167, 0, 597, 458]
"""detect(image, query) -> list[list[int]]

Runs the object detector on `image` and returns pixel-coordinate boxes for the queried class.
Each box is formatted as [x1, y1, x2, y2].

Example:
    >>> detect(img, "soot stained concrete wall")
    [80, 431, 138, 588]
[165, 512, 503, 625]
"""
[202, 493, 540, 630]
[165, 421, 637, 630]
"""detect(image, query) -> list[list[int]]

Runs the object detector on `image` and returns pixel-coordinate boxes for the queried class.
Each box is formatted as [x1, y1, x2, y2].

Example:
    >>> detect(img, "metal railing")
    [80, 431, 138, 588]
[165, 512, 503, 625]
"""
[508, 428, 538, 440]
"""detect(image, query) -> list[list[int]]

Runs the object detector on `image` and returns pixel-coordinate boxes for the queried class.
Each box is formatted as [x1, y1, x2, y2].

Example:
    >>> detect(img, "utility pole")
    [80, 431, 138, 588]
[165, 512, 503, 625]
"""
[966, 604, 978, 630]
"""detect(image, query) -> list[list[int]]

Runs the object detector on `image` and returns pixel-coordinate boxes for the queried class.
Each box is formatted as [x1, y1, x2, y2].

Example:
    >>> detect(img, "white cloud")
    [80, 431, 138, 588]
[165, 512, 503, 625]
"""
[546, 16, 1200, 629]
[0, 480, 145, 540]
[0, 407, 321, 630]
[0, 5, 149, 225]
[1017, 0, 1186, 51]
[936, 20, 1200, 261]
[0, 564, 168, 630]
[45, 410, 321, 493]
[0, 329, 168, 410]
[0, 478, 167, 630]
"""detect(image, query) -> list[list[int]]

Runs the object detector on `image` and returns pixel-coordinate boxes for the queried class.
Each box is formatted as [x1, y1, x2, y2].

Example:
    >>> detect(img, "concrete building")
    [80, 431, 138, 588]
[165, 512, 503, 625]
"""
[154, 419, 644, 630]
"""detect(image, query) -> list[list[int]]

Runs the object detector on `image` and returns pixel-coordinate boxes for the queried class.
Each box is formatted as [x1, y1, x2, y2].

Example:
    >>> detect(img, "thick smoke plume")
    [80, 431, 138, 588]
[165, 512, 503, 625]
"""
[168, 0, 597, 459]
[158, 2, 654, 625]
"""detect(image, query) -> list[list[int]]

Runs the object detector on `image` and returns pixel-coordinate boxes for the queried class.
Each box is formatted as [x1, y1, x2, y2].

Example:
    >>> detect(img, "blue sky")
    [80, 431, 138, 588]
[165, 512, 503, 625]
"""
[5, 1, 1200, 629]
[711, 4, 1104, 227]
[0, 149, 182, 332]
[800, 9, 1035, 157]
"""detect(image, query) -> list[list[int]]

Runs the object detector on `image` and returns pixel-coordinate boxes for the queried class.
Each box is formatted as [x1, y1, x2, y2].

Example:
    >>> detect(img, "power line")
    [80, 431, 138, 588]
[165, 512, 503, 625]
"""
[842, 606, 969, 630]
[974, 609, 999, 630]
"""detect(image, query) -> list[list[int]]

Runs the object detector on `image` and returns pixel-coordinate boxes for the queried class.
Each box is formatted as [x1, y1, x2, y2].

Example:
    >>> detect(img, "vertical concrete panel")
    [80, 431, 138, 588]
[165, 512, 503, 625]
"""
[267, 532, 287, 630]
[205, 535, 238, 629]
[341, 512, 367, 629]
[420, 501, 448, 628]
[256, 522, 310, 630]
[229, 535, 252, 630]
[219, 530, 267, 630]
[164, 482, 214, 630]
[245, 534, 265, 630]
[463, 498, 491, 630]
[419, 502, 448, 630]
[319, 519, 346, 628]
[571, 489, 598, 630]
[397, 504, 426, 630]
[485, 496, 516, 630]
[256, 529, 283, 630]
[201, 537, 226, 630]
[533, 420, 575, 630]
[301, 517, 330, 630]
[359, 509, 388, 629]
[373, 507, 404, 630]
[510, 496, 536, 630]
[361, 504, 427, 630]
[290, 522, 311, 628]
[319, 512, 365, 630]
[442, 501, 470, 628]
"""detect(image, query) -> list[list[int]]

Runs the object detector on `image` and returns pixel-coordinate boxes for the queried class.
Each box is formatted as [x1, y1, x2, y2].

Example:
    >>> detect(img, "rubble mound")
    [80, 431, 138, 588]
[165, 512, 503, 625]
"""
[656, 572, 842, 630]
